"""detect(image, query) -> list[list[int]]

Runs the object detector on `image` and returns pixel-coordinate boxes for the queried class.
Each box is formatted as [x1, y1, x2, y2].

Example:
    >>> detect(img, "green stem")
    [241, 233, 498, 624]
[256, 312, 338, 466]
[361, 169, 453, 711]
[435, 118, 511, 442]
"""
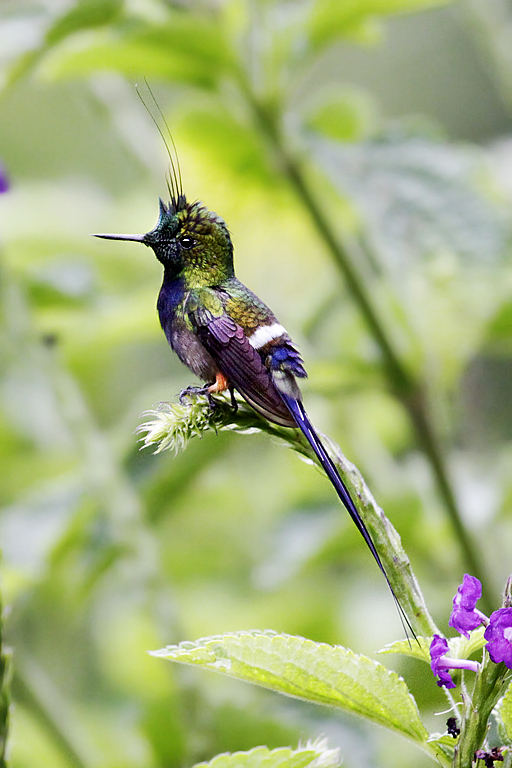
[323, 429, 438, 637]
[240, 85, 494, 611]
[462, 0, 512, 120]
[453, 657, 509, 767]
[140, 397, 438, 637]
[12, 665, 88, 768]
[406, 389, 492, 612]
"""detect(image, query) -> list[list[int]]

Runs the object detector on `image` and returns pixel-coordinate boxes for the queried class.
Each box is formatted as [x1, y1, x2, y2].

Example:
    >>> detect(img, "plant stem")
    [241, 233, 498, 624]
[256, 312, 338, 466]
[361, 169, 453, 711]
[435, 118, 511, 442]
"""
[242, 88, 494, 611]
[462, 0, 512, 119]
[140, 397, 438, 637]
[12, 664, 89, 768]
[453, 657, 509, 767]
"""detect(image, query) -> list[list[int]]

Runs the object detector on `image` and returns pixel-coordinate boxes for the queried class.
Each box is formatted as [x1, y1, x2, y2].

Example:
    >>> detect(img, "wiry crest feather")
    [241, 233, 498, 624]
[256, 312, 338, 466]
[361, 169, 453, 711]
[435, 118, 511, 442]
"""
[135, 80, 187, 214]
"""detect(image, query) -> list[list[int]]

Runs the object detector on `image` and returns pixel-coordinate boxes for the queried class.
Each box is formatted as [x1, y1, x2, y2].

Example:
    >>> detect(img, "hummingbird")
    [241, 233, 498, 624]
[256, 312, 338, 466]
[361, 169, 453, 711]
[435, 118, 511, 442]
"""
[94, 157, 410, 631]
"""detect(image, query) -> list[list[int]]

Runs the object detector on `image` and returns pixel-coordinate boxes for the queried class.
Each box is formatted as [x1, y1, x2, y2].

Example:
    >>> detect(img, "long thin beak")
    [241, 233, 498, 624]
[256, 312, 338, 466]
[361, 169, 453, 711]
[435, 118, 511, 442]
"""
[92, 233, 145, 242]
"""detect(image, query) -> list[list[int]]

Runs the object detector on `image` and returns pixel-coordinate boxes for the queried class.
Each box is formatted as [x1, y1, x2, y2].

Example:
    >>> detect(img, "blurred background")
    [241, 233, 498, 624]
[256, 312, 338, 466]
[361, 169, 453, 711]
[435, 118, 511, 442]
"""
[1, 0, 512, 766]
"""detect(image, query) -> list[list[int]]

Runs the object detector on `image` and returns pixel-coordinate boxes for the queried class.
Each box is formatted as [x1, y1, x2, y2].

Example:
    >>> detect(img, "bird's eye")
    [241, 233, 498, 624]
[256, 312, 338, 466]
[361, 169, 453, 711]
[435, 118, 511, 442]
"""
[179, 235, 195, 249]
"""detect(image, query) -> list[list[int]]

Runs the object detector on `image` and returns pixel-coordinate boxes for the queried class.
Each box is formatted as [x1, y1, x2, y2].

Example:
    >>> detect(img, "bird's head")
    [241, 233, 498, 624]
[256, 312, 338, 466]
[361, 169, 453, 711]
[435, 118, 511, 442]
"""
[94, 195, 235, 287]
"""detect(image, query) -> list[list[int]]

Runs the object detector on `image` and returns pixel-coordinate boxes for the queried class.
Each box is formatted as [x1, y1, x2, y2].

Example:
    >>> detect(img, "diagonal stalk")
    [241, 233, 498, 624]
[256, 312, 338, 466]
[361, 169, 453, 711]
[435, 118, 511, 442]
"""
[12, 667, 88, 768]
[240, 87, 494, 612]
[453, 656, 509, 767]
[138, 396, 438, 637]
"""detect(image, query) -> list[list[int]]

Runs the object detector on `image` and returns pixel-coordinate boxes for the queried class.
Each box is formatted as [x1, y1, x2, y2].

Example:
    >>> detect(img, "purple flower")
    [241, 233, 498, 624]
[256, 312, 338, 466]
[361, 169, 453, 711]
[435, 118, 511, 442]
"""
[430, 635, 456, 688]
[484, 608, 512, 668]
[0, 163, 8, 194]
[474, 747, 504, 767]
[449, 574, 488, 638]
[430, 634, 480, 688]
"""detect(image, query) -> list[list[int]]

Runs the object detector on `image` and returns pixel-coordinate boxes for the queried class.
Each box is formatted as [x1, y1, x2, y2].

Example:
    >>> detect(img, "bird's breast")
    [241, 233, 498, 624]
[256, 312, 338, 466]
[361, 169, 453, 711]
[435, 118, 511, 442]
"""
[157, 280, 219, 382]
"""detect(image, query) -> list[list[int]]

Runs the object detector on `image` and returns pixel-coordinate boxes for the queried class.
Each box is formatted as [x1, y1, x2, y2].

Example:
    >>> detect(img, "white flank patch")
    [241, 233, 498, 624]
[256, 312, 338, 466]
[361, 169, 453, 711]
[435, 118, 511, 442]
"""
[247, 322, 287, 349]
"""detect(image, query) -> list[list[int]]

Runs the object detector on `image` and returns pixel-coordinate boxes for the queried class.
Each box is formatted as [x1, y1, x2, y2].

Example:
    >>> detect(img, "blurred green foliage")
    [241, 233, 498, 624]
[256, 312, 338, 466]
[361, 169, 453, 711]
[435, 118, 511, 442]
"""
[1, 0, 512, 766]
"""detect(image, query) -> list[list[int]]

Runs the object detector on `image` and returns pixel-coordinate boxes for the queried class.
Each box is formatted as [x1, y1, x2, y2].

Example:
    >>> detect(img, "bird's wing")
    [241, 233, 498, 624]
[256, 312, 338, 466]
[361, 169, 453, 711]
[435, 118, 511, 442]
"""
[187, 292, 297, 427]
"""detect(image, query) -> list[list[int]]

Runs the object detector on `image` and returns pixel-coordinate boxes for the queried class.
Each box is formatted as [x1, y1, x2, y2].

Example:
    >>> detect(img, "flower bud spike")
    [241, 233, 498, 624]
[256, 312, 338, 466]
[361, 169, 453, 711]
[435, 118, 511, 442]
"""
[503, 575, 512, 608]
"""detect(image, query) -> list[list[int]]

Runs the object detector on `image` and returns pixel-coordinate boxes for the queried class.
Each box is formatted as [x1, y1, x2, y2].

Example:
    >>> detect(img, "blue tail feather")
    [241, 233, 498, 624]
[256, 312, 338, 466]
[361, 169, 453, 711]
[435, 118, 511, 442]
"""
[278, 391, 415, 639]
[279, 393, 385, 571]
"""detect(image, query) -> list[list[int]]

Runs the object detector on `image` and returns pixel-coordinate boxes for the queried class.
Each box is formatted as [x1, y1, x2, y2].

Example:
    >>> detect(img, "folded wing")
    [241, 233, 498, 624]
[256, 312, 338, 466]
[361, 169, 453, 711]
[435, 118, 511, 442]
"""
[195, 312, 298, 427]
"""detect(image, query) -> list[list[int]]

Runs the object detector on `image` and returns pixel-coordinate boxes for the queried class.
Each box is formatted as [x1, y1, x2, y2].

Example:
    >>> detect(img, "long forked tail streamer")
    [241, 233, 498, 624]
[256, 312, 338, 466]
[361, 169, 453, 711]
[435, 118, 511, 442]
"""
[278, 391, 416, 642]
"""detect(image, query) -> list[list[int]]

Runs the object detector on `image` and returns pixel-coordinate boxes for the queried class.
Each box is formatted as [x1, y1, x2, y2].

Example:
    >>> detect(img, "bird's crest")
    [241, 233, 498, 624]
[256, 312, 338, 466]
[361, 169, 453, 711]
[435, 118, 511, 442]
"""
[135, 81, 187, 216]
[136, 82, 230, 242]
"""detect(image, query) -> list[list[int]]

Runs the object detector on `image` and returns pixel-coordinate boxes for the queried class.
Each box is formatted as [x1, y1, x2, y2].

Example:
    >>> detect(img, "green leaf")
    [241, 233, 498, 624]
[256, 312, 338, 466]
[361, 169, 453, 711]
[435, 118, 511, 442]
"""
[427, 734, 456, 762]
[45, 40, 220, 89]
[192, 740, 341, 768]
[303, 87, 379, 142]
[429, 734, 457, 748]
[152, 631, 429, 743]
[484, 299, 512, 352]
[25, 258, 96, 308]
[178, 106, 280, 188]
[307, 0, 451, 50]
[7, 0, 123, 84]
[448, 626, 486, 660]
[15, 15, 234, 90]
[310, 131, 507, 270]
[382, 627, 486, 664]
[46, 0, 123, 46]
[380, 636, 431, 662]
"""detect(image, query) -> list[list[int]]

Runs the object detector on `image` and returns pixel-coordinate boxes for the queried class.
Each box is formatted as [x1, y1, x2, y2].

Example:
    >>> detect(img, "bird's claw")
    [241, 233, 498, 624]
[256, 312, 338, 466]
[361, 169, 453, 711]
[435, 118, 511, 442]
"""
[179, 384, 239, 414]
[179, 385, 216, 410]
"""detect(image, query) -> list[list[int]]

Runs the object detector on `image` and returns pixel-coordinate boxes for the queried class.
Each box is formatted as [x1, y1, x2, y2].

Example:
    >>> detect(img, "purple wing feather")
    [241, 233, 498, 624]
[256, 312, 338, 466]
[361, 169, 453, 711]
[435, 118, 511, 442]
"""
[197, 314, 297, 427]
[207, 314, 238, 344]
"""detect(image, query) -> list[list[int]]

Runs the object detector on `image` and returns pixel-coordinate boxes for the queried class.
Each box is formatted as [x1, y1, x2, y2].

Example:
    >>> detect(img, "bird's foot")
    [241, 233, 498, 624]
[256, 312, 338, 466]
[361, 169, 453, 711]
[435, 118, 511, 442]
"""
[179, 385, 215, 409]
[179, 375, 233, 413]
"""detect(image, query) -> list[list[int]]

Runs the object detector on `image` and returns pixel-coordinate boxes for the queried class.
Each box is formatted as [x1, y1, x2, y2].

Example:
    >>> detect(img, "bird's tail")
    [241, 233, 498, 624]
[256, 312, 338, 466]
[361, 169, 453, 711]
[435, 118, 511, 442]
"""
[278, 390, 415, 639]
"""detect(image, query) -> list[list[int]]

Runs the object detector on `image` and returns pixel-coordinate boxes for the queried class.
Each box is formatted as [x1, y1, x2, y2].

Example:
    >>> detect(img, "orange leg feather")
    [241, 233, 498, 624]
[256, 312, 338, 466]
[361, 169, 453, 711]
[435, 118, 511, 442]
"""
[208, 372, 229, 394]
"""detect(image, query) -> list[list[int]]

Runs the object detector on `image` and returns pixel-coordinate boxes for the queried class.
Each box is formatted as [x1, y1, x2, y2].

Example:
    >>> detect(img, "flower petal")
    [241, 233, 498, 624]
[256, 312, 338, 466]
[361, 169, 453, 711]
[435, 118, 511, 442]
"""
[484, 608, 512, 668]
[449, 574, 484, 638]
